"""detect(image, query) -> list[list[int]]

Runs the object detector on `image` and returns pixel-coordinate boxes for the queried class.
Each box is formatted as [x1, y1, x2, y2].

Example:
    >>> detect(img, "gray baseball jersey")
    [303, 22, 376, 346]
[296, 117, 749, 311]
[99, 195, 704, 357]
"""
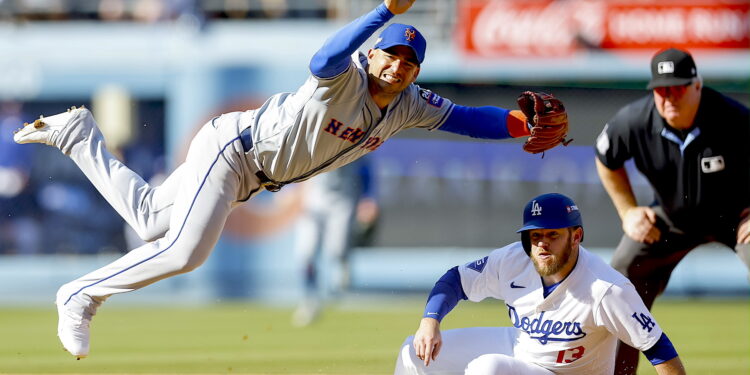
[248, 52, 453, 184]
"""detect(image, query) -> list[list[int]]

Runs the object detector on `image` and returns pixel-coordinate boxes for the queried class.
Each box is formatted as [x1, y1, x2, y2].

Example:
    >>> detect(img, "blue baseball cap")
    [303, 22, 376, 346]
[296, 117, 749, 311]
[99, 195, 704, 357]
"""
[373, 23, 426, 65]
[516, 193, 583, 233]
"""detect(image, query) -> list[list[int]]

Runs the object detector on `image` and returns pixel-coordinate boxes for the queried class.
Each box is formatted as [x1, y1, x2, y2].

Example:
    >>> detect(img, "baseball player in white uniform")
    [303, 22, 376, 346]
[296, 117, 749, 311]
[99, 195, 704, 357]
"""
[394, 193, 686, 375]
[12, 0, 569, 359]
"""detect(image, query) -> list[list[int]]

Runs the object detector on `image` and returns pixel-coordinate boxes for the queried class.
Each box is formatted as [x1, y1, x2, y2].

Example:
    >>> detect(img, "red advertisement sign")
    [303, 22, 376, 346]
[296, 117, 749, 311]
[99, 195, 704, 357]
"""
[458, 0, 750, 56]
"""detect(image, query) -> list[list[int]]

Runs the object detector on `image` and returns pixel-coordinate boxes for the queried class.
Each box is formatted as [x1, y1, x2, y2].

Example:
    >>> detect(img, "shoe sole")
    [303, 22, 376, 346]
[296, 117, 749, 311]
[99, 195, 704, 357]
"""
[13, 106, 86, 143]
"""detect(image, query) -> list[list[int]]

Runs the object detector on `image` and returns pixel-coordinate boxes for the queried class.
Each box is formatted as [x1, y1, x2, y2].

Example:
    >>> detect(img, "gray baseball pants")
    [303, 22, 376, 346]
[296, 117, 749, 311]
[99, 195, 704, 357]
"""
[58, 111, 263, 307]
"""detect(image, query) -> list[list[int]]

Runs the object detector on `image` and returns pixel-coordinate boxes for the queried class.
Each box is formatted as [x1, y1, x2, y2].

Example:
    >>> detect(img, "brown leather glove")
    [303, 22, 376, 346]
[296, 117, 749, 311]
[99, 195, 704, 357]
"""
[517, 91, 572, 154]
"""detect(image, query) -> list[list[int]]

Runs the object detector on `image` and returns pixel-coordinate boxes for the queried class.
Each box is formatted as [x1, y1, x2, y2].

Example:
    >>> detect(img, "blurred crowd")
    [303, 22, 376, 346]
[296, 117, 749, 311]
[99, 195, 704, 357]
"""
[0, 0, 343, 22]
[0, 100, 166, 255]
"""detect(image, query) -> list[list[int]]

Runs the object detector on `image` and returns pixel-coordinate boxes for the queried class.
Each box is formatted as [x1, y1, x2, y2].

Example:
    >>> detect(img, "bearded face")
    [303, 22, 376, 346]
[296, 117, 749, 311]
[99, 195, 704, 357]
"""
[528, 228, 581, 279]
[531, 233, 574, 276]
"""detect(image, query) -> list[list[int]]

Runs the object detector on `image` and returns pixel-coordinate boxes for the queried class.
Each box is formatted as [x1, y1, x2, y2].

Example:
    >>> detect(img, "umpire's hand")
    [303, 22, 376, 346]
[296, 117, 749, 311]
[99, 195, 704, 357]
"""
[738, 208, 750, 245]
[385, 0, 416, 15]
[413, 317, 442, 366]
[623, 207, 661, 244]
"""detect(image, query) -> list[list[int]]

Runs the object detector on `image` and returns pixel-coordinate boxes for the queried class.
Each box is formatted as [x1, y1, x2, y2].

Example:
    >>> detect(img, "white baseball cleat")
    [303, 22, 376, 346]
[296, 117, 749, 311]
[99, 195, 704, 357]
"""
[13, 106, 100, 153]
[56, 285, 97, 360]
[291, 297, 321, 327]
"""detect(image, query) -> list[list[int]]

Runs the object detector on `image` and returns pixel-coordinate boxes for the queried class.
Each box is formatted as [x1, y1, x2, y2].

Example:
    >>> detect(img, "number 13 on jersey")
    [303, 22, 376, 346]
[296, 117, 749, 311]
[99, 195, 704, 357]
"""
[556, 345, 585, 363]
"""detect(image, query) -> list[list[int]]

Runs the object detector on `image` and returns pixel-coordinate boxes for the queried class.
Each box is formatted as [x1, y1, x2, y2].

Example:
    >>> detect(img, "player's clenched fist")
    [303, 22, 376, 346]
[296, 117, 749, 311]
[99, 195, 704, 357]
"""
[384, 0, 416, 15]
[413, 317, 442, 366]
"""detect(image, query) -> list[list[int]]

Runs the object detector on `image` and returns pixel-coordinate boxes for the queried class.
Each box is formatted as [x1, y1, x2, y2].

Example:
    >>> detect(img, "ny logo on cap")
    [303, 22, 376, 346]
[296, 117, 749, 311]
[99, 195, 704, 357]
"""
[657, 61, 674, 74]
[530, 200, 542, 216]
[404, 28, 416, 42]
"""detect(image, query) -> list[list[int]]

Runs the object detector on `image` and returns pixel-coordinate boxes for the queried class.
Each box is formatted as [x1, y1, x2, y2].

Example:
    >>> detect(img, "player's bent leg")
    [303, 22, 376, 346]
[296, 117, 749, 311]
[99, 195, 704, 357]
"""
[68, 138, 187, 242]
[65, 117, 198, 242]
[15, 107, 184, 241]
[465, 354, 554, 375]
[54, 118, 258, 359]
[394, 327, 516, 375]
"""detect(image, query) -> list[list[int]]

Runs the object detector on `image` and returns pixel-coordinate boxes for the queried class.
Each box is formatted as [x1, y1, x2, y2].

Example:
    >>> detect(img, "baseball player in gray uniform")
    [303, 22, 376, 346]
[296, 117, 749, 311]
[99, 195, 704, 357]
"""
[13, 0, 569, 359]
[292, 158, 375, 326]
[394, 194, 686, 375]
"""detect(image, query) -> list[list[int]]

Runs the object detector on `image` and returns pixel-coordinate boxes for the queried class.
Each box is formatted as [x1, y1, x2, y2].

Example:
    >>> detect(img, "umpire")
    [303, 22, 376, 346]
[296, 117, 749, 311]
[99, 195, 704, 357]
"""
[595, 47, 750, 375]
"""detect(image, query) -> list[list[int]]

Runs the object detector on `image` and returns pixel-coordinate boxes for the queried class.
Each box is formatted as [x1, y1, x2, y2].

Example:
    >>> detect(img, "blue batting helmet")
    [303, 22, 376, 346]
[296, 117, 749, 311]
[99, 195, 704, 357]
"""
[517, 193, 583, 254]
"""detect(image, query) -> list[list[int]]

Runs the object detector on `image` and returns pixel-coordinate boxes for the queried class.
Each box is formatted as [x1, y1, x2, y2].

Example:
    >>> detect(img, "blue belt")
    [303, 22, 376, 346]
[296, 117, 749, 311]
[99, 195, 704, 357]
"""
[240, 127, 253, 153]
[239, 127, 282, 192]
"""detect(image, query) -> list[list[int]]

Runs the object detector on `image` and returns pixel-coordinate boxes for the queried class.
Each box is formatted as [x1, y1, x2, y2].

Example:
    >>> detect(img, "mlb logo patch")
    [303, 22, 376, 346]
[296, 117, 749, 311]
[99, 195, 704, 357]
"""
[466, 256, 489, 273]
[657, 61, 674, 74]
[419, 88, 444, 108]
[701, 155, 725, 173]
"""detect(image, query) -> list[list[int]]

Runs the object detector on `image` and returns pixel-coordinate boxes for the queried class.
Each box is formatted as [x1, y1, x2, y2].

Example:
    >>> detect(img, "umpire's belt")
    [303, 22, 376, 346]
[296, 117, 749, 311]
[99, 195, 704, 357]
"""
[240, 127, 282, 192]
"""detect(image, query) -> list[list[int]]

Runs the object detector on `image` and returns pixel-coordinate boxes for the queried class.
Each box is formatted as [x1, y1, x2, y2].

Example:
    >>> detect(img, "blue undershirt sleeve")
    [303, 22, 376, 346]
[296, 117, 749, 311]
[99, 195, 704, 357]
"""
[423, 267, 468, 322]
[643, 332, 679, 365]
[309, 4, 394, 78]
[438, 104, 511, 139]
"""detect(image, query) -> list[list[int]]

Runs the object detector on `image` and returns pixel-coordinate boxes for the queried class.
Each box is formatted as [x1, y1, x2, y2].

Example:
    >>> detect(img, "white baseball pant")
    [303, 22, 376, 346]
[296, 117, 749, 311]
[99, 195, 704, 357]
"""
[58, 111, 263, 306]
[394, 327, 554, 375]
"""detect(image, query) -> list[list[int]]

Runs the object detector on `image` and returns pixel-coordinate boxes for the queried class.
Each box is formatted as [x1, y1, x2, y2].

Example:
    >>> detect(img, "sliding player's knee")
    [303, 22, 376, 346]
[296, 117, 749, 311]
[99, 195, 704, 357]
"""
[466, 354, 515, 375]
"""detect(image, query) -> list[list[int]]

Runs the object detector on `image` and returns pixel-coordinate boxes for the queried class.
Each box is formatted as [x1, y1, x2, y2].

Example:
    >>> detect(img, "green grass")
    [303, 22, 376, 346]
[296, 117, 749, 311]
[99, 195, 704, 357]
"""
[0, 298, 747, 374]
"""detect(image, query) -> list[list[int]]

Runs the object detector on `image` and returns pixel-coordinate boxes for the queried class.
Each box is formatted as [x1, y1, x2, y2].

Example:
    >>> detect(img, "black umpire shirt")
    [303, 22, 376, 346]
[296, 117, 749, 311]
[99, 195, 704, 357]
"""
[595, 87, 750, 240]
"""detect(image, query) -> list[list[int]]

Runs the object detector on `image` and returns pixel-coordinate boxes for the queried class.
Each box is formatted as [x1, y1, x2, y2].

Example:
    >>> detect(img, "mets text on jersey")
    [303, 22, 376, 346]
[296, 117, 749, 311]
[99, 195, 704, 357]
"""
[324, 118, 384, 151]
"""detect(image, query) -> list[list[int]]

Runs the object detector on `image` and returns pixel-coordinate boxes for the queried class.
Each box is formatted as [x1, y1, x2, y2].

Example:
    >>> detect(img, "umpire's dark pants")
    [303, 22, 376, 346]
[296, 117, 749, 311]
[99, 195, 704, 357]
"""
[610, 207, 750, 375]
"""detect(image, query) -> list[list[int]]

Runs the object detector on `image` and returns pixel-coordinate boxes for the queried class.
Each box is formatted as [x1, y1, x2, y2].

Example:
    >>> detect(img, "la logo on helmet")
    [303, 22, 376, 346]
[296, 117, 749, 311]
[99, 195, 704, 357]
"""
[531, 200, 542, 216]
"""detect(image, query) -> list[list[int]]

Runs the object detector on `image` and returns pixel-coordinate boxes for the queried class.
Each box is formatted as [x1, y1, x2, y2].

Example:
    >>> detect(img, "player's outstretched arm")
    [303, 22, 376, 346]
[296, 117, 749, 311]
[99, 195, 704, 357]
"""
[654, 356, 686, 375]
[384, 0, 416, 15]
[309, 4, 394, 78]
[436, 92, 570, 156]
[413, 317, 442, 366]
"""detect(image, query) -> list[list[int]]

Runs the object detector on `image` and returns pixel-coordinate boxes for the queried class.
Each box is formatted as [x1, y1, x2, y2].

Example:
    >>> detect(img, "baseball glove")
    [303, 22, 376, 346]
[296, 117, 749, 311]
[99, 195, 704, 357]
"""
[517, 91, 571, 155]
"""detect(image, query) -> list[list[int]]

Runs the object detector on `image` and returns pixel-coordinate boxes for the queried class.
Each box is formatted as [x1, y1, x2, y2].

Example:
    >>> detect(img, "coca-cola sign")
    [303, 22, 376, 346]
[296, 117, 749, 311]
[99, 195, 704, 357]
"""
[458, 0, 750, 56]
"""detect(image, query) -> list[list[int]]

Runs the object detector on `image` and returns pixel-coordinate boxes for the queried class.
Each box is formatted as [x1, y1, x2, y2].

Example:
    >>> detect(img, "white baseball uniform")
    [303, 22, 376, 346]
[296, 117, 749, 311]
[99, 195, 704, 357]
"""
[394, 243, 664, 375]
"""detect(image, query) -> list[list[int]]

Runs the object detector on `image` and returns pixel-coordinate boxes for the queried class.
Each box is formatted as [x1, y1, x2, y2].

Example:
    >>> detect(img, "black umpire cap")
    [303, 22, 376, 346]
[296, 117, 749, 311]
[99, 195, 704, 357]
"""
[647, 48, 698, 89]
